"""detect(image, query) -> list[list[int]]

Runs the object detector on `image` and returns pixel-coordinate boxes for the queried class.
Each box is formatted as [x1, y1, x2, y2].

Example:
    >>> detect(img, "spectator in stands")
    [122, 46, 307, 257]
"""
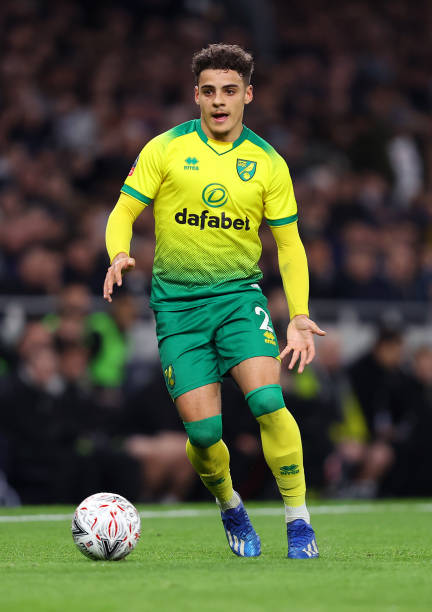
[0, 341, 80, 503]
[306, 238, 336, 300]
[326, 326, 413, 498]
[392, 346, 432, 497]
[383, 244, 427, 301]
[87, 292, 138, 388]
[333, 247, 388, 300]
[0, 322, 141, 503]
[44, 283, 91, 349]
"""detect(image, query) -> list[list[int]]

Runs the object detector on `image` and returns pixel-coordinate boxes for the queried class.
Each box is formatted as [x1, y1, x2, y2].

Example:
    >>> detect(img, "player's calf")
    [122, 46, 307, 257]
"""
[183, 419, 260, 557]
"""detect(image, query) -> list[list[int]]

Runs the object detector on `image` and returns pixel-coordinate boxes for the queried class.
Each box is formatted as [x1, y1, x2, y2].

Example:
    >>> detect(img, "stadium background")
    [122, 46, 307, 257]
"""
[0, 0, 431, 506]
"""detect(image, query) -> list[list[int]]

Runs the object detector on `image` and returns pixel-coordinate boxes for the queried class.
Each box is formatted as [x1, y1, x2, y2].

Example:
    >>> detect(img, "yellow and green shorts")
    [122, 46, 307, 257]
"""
[155, 291, 280, 399]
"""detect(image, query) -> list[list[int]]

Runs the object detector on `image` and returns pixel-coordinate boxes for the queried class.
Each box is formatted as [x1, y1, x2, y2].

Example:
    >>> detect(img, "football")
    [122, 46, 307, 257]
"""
[72, 492, 141, 561]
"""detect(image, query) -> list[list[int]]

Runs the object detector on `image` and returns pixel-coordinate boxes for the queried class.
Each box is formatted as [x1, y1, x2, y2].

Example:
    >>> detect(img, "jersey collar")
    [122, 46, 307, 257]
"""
[195, 119, 249, 155]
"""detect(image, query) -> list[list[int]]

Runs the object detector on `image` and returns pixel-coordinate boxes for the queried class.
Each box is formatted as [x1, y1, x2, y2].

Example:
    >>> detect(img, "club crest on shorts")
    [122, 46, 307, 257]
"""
[164, 364, 175, 388]
[237, 159, 257, 181]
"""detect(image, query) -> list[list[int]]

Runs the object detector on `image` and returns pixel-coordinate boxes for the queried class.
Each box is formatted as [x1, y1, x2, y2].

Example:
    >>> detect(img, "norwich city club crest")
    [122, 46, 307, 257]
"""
[164, 364, 175, 388]
[237, 159, 257, 181]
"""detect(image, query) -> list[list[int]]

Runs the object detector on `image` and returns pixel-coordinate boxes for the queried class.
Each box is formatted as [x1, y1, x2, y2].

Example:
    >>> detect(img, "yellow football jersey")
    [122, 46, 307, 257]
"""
[121, 119, 298, 311]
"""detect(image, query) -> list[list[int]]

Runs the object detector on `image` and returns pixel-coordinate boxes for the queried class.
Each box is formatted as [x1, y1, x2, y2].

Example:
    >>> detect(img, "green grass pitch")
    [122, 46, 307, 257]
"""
[0, 500, 431, 612]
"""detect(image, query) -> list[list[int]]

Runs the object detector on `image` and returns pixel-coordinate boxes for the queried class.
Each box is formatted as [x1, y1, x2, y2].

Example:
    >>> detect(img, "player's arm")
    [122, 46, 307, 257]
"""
[270, 222, 325, 373]
[103, 135, 165, 302]
[103, 193, 145, 302]
[264, 153, 325, 373]
[271, 222, 309, 319]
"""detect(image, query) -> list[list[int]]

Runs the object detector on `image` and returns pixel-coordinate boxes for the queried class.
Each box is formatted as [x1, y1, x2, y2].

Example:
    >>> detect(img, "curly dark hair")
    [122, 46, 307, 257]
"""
[191, 43, 254, 85]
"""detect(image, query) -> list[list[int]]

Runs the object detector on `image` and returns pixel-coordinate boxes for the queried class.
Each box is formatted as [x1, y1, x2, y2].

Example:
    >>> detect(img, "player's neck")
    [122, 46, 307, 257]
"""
[199, 117, 244, 143]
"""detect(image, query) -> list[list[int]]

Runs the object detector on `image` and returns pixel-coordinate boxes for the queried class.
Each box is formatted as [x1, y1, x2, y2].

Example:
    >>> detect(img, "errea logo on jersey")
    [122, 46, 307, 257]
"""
[184, 157, 199, 170]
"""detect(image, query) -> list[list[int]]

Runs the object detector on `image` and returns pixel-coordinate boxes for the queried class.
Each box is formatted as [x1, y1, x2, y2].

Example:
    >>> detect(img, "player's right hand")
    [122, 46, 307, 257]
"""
[103, 252, 135, 302]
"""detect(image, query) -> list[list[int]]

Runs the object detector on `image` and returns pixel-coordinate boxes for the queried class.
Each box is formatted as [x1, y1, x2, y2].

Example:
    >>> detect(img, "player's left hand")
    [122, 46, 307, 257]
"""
[280, 315, 326, 374]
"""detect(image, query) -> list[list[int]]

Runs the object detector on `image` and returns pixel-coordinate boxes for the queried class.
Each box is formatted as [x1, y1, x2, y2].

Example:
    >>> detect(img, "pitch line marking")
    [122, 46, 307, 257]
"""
[0, 502, 431, 523]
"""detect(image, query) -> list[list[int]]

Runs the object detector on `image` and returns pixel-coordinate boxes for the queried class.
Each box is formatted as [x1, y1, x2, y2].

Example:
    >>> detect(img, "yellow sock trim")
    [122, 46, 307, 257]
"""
[257, 407, 306, 506]
[186, 439, 233, 502]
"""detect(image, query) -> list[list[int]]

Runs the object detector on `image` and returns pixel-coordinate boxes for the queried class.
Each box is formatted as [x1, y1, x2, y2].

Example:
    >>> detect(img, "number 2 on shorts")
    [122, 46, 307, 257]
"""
[254, 306, 274, 332]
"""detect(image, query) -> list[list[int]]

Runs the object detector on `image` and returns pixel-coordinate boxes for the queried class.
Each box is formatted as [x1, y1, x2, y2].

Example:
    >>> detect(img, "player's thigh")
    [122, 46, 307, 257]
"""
[215, 291, 280, 384]
[156, 307, 222, 401]
[175, 382, 221, 422]
[230, 356, 281, 396]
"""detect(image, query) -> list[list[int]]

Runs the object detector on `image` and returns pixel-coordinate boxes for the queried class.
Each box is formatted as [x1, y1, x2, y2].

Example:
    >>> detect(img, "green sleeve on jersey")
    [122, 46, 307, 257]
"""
[266, 213, 298, 226]
[120, 184, 152, 204]
[263, 153, 298, 226]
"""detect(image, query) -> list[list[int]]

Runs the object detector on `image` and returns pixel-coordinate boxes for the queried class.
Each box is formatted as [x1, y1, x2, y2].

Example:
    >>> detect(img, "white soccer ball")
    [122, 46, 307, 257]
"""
[72, 492, 141, 560]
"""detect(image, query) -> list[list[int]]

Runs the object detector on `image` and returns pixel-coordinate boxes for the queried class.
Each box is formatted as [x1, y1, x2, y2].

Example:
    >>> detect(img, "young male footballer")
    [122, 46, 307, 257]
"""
[104, 44, 325, 559]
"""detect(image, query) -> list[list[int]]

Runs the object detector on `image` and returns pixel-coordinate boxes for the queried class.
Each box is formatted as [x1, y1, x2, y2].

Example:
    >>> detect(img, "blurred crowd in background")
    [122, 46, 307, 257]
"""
[0, 0, 431, 505]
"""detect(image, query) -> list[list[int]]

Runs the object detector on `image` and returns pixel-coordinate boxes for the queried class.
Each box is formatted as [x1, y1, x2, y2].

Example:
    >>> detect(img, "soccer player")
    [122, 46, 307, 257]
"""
[104, 44, 325, 559]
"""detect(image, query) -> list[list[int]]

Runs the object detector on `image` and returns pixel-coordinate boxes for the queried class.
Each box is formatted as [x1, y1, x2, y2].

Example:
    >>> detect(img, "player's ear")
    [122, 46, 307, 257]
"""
[244, 84, 253, 105]
[194, 85, 200, 105]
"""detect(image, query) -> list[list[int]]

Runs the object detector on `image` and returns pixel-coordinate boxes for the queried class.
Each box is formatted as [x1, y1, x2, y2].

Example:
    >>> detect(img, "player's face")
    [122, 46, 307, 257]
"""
[195, 69, 253, 142]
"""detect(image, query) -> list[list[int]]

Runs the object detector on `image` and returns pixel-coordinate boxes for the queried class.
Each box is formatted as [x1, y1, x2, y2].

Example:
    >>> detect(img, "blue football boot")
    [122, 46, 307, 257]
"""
[287, 519, 319, 559]
[220, 499, 261, 557]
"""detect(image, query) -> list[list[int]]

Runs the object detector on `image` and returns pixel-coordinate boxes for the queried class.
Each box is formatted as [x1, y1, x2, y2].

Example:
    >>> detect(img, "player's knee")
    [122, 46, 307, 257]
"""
[183, 414, 222, 448]
[245, 384, 285, 419]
